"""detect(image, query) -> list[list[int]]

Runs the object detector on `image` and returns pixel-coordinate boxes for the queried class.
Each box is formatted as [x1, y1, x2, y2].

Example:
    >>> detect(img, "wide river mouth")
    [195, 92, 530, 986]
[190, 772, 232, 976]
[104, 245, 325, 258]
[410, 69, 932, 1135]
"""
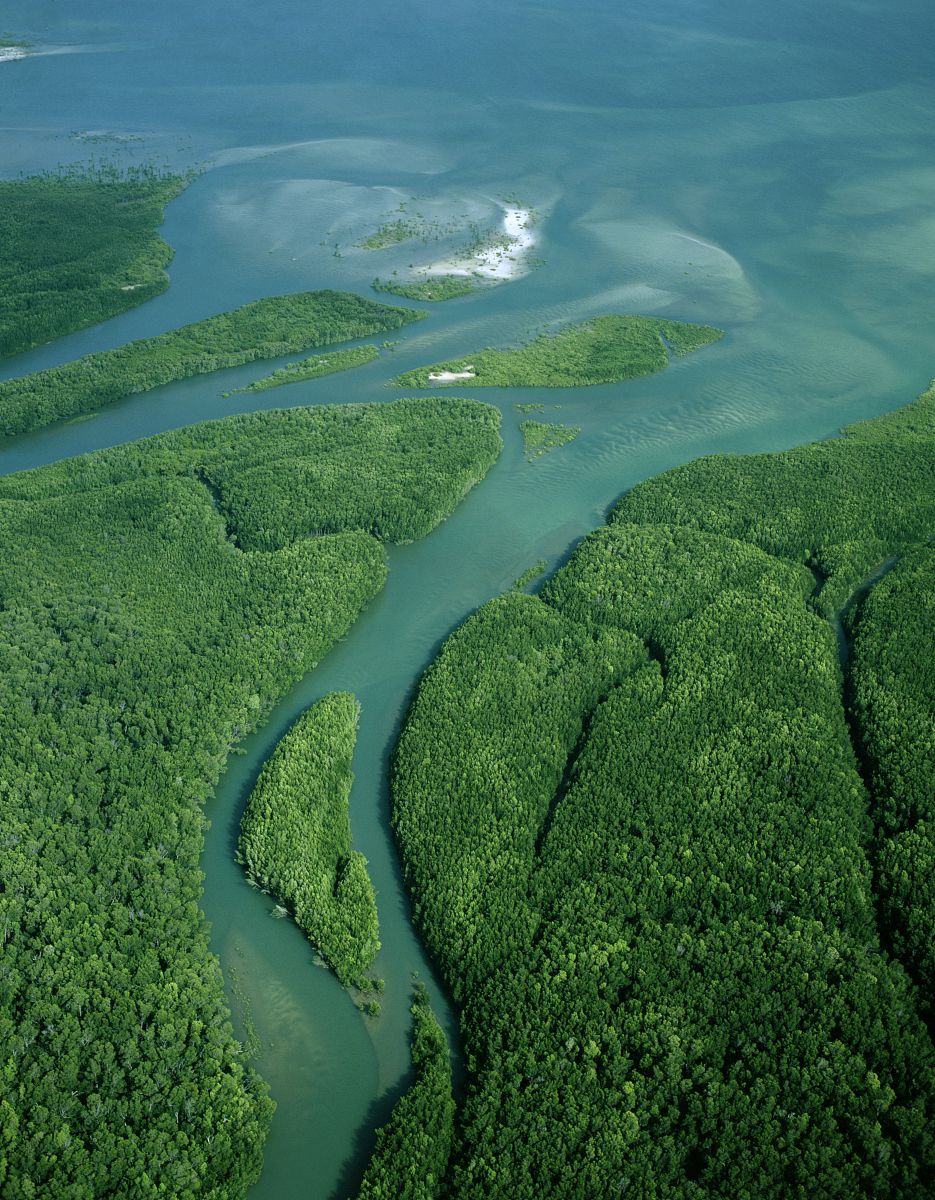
[3, 1, 935, 1196]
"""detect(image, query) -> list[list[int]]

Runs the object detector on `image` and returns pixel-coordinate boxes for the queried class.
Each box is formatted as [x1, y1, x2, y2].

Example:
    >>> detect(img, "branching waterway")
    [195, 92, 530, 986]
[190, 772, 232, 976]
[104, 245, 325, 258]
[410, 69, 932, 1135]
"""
[3, 346, 928, 1200]
[5, 0, 935, 1195]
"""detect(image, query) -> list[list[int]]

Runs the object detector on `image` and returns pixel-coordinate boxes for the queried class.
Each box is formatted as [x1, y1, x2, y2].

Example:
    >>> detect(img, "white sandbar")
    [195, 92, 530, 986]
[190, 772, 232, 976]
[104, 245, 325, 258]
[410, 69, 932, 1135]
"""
[421, 206, 536, 282]
[428, 367, 476, 382]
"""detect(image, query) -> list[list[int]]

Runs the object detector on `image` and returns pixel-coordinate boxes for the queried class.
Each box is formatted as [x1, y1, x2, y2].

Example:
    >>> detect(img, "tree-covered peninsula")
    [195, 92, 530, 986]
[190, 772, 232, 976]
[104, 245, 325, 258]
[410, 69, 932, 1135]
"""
[0, 397, 500, 1198]
[238, 692, 380, 989]
[387, 381, 935, 1198]
[1, 397, 499, 549]
[0, 166, 188, 362]
[0, 290, 424, 436]
[356, 985, 455, 1200]
[393, 315, 723, 389]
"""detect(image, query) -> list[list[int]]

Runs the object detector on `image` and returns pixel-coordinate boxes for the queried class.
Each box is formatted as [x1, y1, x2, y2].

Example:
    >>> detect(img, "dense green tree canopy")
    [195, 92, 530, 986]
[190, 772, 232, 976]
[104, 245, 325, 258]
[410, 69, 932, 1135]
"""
[848, 548, 935, 1023]
[225, 344, 380, 395]
[372, 276, 479, 302]
[388, 381, 935, 1198]
[393, 315, 723, 389]
[0, 397, 502, 549]
[0, 290, 424, 436]
[239, 693, 380, 989]
[0, 167, 187, 362]
[614, 382, 935, 614]
[356, 986, 455, 1200]
[0, 398, 500, 1198]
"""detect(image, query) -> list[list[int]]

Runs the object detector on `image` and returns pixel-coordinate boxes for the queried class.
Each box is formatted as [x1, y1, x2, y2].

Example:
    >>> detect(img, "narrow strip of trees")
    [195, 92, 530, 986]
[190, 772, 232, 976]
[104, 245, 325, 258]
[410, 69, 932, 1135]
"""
[356, 986, 455, 1200]
[0, 290, 424, 436]
[239, 693, 381, 989]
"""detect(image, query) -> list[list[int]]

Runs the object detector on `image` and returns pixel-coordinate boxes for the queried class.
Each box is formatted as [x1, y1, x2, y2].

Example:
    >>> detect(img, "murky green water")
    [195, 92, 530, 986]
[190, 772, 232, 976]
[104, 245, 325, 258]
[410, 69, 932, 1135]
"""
[3, 2, 935, 1196]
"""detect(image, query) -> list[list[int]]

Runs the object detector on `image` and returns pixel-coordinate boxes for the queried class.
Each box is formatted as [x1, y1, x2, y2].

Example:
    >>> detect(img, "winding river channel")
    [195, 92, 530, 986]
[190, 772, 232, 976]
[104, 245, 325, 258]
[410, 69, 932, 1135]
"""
[4, 1, 935, 1196]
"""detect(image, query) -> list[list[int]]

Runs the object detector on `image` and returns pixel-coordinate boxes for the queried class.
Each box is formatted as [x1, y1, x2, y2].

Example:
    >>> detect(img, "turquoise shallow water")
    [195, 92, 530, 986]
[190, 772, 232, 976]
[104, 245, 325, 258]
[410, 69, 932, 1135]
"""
[3, 2, 935, 1196]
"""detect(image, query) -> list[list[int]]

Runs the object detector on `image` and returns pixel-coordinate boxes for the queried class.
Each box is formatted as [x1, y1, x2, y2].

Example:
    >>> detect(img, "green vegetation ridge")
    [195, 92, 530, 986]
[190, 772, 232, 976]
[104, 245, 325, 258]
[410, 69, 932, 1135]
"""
[0, 397, 500, 1197]
[373, 276, 479, 302]
[0, 290, 424, 437]
[393, 315, 723, 389]
[224, 344, 379, 395]
[848, 548, 935, 1023]
[613, 382, 935, 616]
[387, 381, 935, 1197]
[0, 166, 188, 362]
[0, 397, 502, 550]
[356, 986, 455, 1200]
[238, 693, 380, 988]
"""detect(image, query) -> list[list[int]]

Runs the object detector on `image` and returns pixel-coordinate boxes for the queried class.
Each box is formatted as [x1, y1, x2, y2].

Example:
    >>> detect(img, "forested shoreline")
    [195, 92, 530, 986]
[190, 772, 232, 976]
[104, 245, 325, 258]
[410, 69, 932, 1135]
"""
[356, 985, 455, 1200]
[388, 381, 935, 1198]
[225, 344, 380, 395]
[372, 276, 479, 302]
[0, 290, 423, 436]
[0, 167, 188, 362]
[0, 399, 500, 1197]
[393, 315, 723, 389]
[5, 4, 935, 1198]
[238, 693, 381, 991]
